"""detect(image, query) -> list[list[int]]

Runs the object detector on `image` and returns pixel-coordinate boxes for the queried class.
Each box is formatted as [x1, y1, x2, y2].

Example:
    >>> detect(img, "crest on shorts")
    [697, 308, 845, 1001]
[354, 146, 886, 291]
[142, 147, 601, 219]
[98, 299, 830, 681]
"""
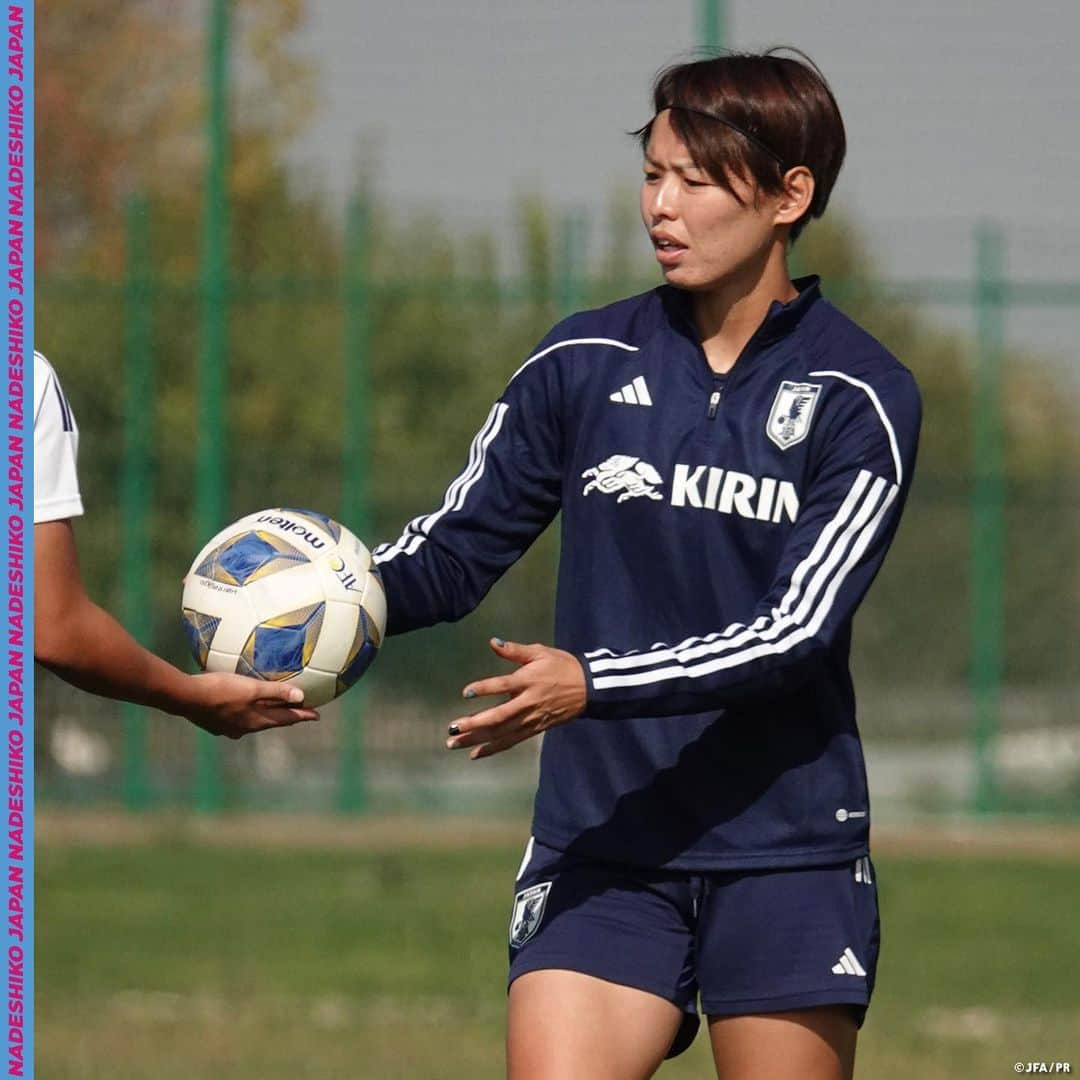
[509, 881, 552, 948]
[766, 381, 822, 450]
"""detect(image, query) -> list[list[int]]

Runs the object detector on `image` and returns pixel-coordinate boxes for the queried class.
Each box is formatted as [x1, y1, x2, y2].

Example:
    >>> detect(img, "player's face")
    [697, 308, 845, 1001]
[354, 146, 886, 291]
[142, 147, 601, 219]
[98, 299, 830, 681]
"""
[640, 110, 780, 293]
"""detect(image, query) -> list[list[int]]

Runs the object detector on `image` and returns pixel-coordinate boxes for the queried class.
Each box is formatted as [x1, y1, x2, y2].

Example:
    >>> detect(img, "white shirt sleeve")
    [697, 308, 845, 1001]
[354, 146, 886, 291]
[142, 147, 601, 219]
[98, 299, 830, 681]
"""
[33, 351, 85, 524]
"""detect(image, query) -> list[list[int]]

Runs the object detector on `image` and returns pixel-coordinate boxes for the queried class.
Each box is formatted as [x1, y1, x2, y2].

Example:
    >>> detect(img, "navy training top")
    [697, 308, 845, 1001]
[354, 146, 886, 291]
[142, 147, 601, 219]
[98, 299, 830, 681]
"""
[374, 277, 921, 870]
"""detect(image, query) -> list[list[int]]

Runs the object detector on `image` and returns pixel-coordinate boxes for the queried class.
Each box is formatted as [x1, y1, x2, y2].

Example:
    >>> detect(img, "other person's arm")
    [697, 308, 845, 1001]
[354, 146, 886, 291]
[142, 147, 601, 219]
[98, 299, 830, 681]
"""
[34, 519, 318, 738]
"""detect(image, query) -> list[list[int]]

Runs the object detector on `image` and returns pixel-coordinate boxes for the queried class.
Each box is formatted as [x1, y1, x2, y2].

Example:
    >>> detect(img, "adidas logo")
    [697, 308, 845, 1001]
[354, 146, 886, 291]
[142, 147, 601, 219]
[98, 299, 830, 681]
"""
[831, 948, 867, 977]
[610, 375, 653, 406]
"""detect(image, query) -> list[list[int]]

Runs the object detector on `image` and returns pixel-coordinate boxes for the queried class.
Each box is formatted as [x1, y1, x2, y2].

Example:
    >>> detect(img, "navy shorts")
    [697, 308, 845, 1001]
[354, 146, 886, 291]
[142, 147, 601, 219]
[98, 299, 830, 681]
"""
[507, 838, 880, 1058]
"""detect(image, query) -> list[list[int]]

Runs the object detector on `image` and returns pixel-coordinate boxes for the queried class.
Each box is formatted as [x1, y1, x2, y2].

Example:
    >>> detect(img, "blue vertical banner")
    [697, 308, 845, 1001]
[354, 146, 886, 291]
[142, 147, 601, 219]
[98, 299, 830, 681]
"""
[4, 2, 31, 1077]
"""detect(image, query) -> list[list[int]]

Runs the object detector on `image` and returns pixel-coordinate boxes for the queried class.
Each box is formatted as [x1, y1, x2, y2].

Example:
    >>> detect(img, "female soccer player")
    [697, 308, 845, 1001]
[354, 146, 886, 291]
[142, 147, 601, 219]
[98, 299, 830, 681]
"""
[375, 51, 920, 1079]
[34, 351, 318, 737]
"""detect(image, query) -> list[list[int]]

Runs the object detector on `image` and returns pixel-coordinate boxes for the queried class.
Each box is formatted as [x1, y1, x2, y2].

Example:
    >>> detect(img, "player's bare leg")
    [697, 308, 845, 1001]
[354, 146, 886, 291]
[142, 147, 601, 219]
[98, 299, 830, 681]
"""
[708, 1007, 857, 1080]
[507, 969, 683, 1080]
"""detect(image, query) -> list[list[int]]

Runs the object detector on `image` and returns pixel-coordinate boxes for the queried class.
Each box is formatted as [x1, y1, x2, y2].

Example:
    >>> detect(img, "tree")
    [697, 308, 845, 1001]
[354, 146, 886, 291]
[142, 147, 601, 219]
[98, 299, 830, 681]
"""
[37, 0, 312, 275]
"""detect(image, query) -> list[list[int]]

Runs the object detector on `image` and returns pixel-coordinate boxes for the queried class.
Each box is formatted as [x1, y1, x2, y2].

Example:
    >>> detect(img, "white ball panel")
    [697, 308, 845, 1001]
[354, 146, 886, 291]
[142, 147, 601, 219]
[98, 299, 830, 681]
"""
[337, 524, 373, 573]
[290, 667, 338, 708]
[315, 549, 369, 607]
[182, 579, 256, 656]
[307, 599, 360, 673]
[208, 589, 260, 656]
[245, 562, 326, 623]
[181, 575, 243, 620]
[205, 647, 242, 675]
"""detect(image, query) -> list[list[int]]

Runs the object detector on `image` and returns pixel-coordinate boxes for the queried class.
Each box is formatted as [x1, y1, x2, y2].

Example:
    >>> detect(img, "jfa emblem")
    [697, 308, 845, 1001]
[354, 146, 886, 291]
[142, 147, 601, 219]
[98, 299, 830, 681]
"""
[582, 455, 663, 502]
[766, 381, 822, 450]
[509, 881, 552, 948]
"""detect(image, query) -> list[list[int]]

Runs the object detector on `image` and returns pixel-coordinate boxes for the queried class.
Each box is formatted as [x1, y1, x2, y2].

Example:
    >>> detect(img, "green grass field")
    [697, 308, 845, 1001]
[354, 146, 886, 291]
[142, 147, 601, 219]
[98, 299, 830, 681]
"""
[38, 817, 1080, 1079]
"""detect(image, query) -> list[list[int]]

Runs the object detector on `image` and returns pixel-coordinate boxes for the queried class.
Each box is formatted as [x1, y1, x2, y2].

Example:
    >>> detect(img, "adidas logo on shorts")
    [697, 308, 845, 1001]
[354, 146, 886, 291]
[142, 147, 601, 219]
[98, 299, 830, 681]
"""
[831, 947, 867, 977]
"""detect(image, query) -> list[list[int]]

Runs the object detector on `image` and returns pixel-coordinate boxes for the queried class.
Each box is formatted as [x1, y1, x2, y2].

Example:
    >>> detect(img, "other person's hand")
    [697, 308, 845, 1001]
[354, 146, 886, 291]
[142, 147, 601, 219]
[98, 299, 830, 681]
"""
[182, 672, 320, 739]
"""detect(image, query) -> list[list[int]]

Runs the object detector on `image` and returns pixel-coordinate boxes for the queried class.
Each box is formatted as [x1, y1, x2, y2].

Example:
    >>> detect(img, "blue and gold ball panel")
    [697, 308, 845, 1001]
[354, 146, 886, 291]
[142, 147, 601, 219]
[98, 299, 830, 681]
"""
[181, 608, 221, 670]
[335, 608, 380, 698]
[195, 530, 309, 587]
[281, 507, 342, 544]
[238, 601, 326, 681]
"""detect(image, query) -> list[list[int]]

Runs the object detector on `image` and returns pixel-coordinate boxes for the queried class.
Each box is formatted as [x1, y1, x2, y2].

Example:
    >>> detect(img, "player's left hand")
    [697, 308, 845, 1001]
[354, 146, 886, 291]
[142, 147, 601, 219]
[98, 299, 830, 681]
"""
[447, 638, 586, 759]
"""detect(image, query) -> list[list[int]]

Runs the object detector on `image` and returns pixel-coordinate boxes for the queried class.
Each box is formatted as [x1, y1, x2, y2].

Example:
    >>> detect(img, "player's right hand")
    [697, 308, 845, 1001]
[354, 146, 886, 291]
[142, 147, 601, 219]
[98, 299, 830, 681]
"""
[183, 672, 320, 739]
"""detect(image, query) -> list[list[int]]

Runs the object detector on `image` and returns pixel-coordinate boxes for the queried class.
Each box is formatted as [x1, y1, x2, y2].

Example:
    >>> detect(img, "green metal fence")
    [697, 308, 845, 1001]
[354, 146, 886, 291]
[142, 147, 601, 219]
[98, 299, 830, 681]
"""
[34, 201, 1080, 819]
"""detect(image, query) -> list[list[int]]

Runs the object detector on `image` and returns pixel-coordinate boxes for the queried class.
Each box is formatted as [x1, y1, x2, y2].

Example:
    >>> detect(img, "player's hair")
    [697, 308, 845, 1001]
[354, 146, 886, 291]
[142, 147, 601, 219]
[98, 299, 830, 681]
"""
[636, 49, 846, 243]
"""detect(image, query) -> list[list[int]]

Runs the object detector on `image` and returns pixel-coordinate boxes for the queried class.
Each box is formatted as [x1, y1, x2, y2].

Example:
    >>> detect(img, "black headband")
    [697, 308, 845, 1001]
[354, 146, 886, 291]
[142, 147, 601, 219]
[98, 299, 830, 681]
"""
[660, 105, 789, 171]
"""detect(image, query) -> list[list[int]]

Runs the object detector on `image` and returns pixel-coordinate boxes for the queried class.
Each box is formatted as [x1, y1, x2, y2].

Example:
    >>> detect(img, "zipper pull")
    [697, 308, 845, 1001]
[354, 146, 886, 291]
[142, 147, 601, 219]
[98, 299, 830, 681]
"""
[707, 387, 722, 420]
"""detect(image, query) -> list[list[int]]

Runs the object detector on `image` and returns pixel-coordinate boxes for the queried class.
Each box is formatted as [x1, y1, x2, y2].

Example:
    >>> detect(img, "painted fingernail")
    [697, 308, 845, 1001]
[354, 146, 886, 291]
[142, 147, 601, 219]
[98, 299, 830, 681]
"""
[445, 737, 456, 750]
[463, 688, 476, 699]
[493, 637, 506, 647]
[288, 688, 304, 703]
[448, 723, 461, 736]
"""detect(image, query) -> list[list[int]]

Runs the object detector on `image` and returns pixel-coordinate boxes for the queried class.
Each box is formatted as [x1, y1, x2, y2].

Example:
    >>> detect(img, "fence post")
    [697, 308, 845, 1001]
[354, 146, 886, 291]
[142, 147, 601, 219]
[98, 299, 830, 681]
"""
[697, 0, 727, 51]
[122, 194, 153, 810]
[556, 208, 588, 318]
[194, 0, 231, 814]
[971, 220, 1005, 815]
[338, 195, 373, 813]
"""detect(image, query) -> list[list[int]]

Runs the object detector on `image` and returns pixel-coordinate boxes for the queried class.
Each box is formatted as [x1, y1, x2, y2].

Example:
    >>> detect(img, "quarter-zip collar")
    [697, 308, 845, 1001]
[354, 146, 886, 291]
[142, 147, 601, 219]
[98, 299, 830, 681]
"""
[660, 274, 822, 358]
[752, 274, 822, 345]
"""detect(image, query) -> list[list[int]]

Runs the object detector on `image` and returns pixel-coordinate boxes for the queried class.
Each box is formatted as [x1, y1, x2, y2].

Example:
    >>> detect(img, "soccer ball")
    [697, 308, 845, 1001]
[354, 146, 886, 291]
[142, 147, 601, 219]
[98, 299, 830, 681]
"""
[181, 508, 386, 708]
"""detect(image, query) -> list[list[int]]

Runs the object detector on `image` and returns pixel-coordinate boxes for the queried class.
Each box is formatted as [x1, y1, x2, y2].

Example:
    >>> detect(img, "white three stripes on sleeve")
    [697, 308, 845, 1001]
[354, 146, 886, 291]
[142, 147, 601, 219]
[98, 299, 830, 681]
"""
[373, 403, 508, 564]
[374, 337, 638, 566]
[585, 469, 880, 666]
[588, 469, 899, 690]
